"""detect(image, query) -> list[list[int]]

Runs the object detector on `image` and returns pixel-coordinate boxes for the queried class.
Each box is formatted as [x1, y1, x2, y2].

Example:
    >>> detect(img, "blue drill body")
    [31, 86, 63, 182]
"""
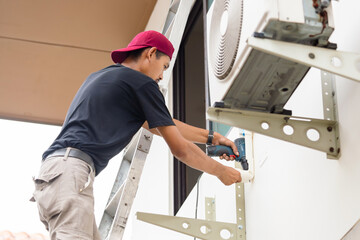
[207, 138, 249, 170]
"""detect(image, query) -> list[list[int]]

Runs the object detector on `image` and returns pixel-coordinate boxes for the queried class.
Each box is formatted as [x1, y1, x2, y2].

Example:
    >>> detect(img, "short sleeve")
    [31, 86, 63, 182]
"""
[136, 81, 175, 128]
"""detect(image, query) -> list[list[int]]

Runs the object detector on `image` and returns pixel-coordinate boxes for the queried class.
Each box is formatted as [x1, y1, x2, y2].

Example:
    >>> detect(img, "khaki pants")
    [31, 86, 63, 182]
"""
[31, 154, 101, 240]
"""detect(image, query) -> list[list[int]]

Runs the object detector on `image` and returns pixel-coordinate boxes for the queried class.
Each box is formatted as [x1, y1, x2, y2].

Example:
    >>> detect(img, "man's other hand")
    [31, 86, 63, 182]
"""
[217, 166, 242, 186]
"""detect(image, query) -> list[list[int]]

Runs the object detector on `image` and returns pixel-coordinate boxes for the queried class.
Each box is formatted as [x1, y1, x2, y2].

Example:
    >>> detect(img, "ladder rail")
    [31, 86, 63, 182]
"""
[98, 128, 153, 240]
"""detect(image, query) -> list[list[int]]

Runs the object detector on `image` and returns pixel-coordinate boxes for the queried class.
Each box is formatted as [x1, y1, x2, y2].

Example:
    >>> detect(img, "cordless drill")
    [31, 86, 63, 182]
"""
[207, 137, 249, 170]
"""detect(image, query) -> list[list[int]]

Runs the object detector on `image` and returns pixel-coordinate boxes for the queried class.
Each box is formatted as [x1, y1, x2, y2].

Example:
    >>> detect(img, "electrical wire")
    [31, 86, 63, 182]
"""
[193, 173, 203, 240]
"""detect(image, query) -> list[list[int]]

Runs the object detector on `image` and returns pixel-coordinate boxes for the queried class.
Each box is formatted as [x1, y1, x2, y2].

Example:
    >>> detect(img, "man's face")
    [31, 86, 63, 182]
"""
[142, 49, 170, 83]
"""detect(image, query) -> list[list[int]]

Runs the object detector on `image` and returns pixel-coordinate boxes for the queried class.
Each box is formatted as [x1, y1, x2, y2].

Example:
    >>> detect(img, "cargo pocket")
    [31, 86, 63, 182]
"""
[32, 169, 64, 221]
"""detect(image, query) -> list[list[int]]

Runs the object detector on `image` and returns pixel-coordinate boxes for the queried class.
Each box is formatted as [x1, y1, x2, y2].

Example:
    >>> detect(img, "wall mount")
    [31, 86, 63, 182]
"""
[207, 106, 340, 159]
[136, 133, 253, 239]
[206, 35, 360, 159]
[247, 36, 360, 83]
[137, 180, 247, 240]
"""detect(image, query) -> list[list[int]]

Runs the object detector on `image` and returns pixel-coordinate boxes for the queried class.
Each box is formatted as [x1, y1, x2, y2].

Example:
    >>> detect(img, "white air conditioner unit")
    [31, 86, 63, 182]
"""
[207, 0, 335, 113]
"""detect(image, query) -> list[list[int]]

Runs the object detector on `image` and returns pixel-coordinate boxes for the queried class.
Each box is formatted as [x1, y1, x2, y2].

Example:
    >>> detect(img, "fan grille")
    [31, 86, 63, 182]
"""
[209, 0, 243, 80]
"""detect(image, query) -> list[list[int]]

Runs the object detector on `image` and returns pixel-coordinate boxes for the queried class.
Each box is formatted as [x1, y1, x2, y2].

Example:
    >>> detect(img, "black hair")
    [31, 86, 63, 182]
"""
[127, 47, 166, 61]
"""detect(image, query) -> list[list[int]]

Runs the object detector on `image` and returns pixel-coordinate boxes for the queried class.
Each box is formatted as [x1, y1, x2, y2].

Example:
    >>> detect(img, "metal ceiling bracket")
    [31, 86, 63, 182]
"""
[205, 197, 216, 234]
[235, 182, 246, 239]
[207, 107, 340, 159]
[234, 161, 246, 239]
[321, 71, 341, 159]
[205, 197, 216, 222]
[137, 212, 239, 240]
[247, 36, 360, 83]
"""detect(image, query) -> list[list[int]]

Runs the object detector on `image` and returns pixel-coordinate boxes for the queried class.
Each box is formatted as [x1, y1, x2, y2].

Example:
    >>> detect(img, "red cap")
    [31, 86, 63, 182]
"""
[111, 30, 174, 64]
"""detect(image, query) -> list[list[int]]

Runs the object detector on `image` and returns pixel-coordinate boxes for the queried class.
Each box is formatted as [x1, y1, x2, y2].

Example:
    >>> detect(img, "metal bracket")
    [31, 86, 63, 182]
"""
[137, 212, 238, 240]
[136, 135, 251, 239]
[234, 161, 246, 239]
[321, 71, 341, 159]
[207, 107, 340, 159]
[137, 180, 247, 240]
[247, 36, 360, 83]
[205, 197, 216, 222]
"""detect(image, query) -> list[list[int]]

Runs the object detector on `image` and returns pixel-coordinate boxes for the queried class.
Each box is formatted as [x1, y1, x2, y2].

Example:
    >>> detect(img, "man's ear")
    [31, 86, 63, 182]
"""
[147, 47, 157, 59]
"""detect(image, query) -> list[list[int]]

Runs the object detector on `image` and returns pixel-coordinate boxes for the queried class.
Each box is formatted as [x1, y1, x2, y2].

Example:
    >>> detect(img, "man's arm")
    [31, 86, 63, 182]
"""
[142, 120, 239, 158]
[156, 125, 242, 186]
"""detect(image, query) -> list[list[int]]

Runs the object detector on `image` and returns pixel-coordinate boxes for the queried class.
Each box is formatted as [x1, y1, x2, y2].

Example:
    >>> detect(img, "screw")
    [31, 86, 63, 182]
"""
[309, 53, 315, 59]
[285, 25, 293, 30]
[238, 225, 243, 230]
[327, 126, 333, 132]
[329, 147, 334, 153]
[337, 148, 341, 154]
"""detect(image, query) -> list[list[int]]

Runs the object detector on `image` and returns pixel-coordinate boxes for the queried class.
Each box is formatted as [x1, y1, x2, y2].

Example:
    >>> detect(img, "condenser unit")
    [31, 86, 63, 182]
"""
[207, 0, 335, 114]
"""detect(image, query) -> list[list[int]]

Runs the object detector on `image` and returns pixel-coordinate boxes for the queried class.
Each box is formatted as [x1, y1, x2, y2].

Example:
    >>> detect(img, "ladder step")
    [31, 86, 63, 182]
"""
[105, 184, 125, 218]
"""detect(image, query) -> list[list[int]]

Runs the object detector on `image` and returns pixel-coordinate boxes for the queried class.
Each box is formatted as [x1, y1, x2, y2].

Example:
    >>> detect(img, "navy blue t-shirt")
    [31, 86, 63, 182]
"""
[43, 64, 175, 175]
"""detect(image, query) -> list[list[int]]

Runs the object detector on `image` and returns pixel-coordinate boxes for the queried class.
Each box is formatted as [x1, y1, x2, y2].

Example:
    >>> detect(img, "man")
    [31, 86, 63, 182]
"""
[31, 30, 242, 239]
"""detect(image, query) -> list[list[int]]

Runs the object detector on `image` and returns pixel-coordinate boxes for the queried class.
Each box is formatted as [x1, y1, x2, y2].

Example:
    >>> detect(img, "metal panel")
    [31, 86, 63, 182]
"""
[248, 36, 360, 83]
[137, 212, 238, 240]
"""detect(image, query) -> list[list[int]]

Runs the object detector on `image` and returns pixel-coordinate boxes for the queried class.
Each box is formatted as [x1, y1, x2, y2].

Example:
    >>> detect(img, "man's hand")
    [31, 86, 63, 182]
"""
[212, 132, 239, 161]
[217, 166, 242, 185]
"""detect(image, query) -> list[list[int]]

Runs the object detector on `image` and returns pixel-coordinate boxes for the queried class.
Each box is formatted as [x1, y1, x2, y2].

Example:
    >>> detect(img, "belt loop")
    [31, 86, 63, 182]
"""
[63, 147, 71, 161]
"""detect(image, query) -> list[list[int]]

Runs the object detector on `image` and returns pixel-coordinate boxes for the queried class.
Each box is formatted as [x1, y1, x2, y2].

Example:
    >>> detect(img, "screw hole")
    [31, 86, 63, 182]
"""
[283, 125, 294, 135]
[220, 229, 232, 240]
[182, 222, 189, 229]
[200, 225, 210, 234]
[331, 56, 342, 67]
[306, 128, 320, 142]
[261, 122, 270, 130]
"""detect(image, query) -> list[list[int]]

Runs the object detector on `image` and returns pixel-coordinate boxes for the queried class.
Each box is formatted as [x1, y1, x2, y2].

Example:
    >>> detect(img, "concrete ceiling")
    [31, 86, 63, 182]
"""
[0, 0, 157, 125]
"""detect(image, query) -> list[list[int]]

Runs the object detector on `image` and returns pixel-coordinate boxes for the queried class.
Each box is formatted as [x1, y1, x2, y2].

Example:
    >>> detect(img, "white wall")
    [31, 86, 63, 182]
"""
[127, 0, 360, 239]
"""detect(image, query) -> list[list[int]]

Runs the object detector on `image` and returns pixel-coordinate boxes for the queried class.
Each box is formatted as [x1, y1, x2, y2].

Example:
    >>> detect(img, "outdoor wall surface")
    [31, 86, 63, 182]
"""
[125, 0, 360, 239]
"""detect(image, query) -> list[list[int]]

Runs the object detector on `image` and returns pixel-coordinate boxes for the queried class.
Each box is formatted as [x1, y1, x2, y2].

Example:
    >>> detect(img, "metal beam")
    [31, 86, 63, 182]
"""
[137, 212, 238, 240]
[247, 36, 360, 83]
[321, 71, 341, 159]
[207, 107, 340, 159]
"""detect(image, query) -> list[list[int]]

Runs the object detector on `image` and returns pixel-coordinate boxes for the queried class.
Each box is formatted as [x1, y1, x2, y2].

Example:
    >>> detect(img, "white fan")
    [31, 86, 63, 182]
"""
[207, 0, 335, 113]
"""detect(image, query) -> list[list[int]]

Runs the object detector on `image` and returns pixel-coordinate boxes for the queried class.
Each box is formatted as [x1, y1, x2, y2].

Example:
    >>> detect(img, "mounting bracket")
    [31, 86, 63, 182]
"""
[136, 132, 252, 239]
[207, 107, 340, 159]
[137, 175, 247, 240]
[247, 36, 360, 83]
[137, 212, 239, 240]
